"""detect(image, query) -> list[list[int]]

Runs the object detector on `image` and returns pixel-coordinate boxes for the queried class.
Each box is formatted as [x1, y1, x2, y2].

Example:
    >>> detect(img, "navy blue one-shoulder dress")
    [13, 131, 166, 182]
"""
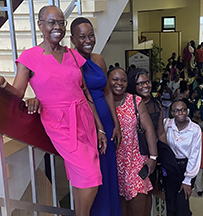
[83, 56, 122, 216]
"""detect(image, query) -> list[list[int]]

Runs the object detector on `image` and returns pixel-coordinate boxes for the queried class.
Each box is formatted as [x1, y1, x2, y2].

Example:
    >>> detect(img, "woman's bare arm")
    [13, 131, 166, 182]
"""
[156, 102, 167, 143]
[81, 72, 107, 154]
[91, 53, 121, 145]
[0, 62, 30, 98]
[139, 100, 157, 174]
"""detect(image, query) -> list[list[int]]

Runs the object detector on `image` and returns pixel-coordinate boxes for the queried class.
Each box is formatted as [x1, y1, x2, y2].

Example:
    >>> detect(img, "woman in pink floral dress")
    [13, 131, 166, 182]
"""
[108, 67, 157, 216]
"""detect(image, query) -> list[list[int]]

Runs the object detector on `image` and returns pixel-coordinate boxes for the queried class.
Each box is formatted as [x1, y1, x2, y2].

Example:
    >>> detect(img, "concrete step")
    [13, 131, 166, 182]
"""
[0, 0, 104, 76]
[15, 0, 107, 15]
[0, 15, 98, 31]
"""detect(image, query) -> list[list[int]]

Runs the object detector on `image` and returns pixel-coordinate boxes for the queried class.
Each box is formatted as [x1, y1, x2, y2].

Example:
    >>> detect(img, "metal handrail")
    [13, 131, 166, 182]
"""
[0, 0, 82, 75]
[0, 87, 75, 215]
[64, 0, 81, 19]
[0, 137, 75, 216]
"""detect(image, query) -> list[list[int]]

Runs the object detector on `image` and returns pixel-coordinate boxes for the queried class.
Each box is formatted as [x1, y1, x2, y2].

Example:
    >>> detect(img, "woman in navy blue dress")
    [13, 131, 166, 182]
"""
[70, 18, 122, 216]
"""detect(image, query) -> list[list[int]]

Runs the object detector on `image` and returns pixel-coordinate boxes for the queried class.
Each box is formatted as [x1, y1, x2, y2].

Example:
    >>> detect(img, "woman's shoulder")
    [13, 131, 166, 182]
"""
[22, 46, 41, 55]
[91, 53, 103, 61]
[91, 53, 105, 65]
[129, 94, 142, 108]
[17, 46, 41, 64]
[68, 48, 86, 67]
[91, 53, 107, 72]
[135, 94, 142, 102]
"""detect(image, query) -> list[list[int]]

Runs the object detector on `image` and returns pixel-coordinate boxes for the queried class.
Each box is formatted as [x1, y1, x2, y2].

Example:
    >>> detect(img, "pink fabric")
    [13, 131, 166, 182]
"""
[116, 94, 153, 200]
[16, 46, 102, 188]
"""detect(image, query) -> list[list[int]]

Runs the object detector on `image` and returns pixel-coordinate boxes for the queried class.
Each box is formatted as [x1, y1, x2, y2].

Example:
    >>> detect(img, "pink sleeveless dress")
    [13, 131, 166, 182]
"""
[16, 46, 102, 188]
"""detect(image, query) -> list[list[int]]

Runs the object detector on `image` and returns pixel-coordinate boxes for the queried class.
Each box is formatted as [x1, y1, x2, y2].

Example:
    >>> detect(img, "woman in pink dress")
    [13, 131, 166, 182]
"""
[0, 5, 107, 216]
[107, 67, 157, 216]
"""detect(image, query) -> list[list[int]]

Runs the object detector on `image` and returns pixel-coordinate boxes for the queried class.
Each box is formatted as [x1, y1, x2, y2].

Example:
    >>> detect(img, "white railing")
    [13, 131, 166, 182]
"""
[0, 134, 75, 216]
[0, 0, 82, 75]
[0, 134, 167, 216]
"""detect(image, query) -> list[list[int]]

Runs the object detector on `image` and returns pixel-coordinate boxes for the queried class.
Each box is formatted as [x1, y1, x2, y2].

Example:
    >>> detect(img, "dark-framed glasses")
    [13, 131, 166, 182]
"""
[136, 80, 151, 87]
[172, 108, 187, 114]
[40, 19, 68, 27]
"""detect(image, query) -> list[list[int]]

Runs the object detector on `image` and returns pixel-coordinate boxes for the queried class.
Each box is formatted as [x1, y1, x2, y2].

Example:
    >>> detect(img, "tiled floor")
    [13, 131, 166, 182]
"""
[190, 189, 203, 216]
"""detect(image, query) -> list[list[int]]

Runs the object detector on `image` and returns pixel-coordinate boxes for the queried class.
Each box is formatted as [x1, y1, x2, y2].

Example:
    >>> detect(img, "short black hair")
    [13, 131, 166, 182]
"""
[171, 98, 188, 110]
[107, 67, 126, 77]
[70, 17, 93, 35]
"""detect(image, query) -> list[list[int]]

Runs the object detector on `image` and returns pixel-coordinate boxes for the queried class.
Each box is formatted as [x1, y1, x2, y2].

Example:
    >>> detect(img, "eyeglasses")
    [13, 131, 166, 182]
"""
[172, 108, 187, 114]
[40, 19, 68, 27]
[136, 80, 151, 87]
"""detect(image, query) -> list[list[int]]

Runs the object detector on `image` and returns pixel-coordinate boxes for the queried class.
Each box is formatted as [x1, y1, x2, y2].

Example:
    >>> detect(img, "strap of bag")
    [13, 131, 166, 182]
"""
[69, 48, 86, 91]
[69, 48, 94, 104]
[69, 48, 79, 68]
[133, 94, 142, 129]
[133, 94, 138, 117]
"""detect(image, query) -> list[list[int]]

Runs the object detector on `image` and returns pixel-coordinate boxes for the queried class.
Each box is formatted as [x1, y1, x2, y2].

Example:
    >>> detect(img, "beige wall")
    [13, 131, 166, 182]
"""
[102, 0, 201, 69]
[101, 10, 132, 69]
[137, 0, 200, 64]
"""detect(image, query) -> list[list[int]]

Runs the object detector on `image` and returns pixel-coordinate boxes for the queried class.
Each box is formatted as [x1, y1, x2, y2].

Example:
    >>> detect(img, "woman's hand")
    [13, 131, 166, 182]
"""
[0, 76, 5, 86]
[25, 98, 41, 114]
[98, 131, 107, 154]
[111, 125, 122, 149]
[144, 158, 156, 175]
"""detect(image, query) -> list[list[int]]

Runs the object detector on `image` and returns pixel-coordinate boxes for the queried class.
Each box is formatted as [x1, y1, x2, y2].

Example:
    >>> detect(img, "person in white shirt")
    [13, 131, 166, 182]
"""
[168, 72, 180, 95]
[164, 99, 202, 216]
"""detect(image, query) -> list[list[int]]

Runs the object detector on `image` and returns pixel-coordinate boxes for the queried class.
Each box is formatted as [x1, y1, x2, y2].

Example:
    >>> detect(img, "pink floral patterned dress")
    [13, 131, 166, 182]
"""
[116, 93, 153, 200]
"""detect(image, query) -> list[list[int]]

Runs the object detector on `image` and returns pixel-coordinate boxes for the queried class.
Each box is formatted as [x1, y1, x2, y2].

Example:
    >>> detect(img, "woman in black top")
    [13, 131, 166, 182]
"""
[127, 69, 180, 216]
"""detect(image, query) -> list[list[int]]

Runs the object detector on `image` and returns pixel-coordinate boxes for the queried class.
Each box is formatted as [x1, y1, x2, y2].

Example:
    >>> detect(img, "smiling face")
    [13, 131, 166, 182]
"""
[38, 6, 66, 45]
[71, 23, 95, 59]
[135, 74, 152, 99]
[108, 68, 127, 97]
[171, 101, 188, 123]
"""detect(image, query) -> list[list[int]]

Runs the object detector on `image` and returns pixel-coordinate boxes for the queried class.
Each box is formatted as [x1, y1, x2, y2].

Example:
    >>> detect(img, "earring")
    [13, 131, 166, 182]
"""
[40, 32, 44, 38]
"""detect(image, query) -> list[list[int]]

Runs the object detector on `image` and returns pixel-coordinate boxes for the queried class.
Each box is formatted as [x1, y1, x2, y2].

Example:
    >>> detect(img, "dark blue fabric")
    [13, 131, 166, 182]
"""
[83, 57, 122, 216]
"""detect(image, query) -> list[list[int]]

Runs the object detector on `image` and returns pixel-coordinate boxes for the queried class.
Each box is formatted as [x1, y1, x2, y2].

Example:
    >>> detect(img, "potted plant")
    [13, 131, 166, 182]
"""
[151, 44, 165, 80]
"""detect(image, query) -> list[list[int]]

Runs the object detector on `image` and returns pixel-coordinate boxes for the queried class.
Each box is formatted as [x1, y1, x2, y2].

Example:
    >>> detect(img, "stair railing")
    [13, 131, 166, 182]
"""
[0, 0, 82, 75]
[0, 88, 75, 216]
[0, 0, 17, 75]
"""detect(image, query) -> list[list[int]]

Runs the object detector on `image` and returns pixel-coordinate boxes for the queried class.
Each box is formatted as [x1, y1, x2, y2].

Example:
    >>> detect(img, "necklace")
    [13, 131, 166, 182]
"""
[116, 93, 127, 107]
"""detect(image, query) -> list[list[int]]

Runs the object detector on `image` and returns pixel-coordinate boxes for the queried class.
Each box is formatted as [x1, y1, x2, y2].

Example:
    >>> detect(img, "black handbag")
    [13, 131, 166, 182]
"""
[133, 94, 149, 155]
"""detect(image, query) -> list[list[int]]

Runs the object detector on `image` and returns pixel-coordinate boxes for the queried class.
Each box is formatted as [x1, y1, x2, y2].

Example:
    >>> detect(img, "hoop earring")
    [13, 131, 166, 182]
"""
[40, 32, 44, 38]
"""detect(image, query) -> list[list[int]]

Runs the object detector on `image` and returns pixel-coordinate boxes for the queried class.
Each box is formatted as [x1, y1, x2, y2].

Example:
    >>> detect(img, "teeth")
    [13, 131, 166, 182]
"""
[84, 45, 92, 49]
[52, 32, 61, 36]
[115, 87, 122, 90]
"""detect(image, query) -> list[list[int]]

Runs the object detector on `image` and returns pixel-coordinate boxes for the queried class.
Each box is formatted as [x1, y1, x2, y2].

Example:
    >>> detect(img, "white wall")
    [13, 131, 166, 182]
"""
[101, 12, 132, 69]
[93, 0, 129, 54]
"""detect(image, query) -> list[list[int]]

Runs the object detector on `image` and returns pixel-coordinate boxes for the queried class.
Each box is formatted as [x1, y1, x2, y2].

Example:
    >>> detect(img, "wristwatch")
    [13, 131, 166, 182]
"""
[149, 155, 158, 161]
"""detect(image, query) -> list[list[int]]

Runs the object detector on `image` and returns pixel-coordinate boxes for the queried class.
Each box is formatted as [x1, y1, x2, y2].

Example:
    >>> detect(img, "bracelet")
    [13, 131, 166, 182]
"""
[149, 155, 158, 161]
[0, 80, 7, 88]
[98, 129, 106, 135]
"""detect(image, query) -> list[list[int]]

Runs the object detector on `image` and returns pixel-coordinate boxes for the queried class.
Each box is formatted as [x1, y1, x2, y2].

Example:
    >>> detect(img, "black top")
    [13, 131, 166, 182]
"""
[145, 97, 161, 137]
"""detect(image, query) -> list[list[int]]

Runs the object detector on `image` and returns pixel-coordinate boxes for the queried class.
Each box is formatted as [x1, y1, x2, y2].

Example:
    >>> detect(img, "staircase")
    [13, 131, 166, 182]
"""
[0, 1, 129, 215]
[0, 0, 128, 81]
